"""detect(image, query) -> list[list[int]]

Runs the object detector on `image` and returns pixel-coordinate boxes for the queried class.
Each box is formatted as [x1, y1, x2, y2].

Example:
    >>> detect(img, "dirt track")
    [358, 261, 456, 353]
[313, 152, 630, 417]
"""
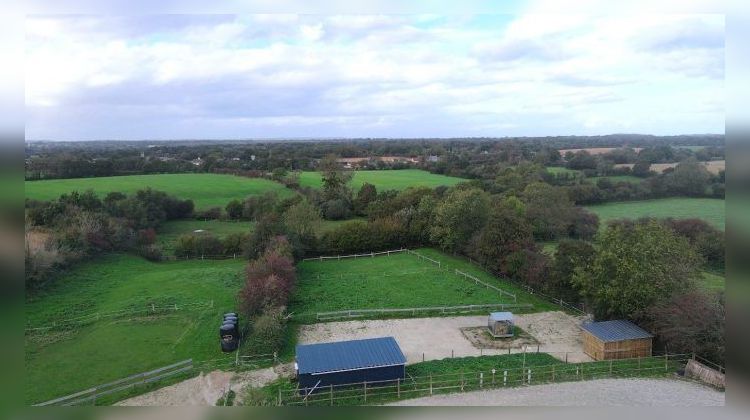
[116, 367, 282, 406]
[388, 378, 724, 406]
[298, 311, 592, 363]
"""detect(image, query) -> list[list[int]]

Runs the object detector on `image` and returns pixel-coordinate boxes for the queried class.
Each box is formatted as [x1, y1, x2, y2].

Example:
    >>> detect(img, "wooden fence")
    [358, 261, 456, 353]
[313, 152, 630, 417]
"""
[316, 303, 533, 321]
[303, 248, 407, 261]
[33, 359, 194, 406]
[279, 353, 692, 406]
[25, 300, 215, 333]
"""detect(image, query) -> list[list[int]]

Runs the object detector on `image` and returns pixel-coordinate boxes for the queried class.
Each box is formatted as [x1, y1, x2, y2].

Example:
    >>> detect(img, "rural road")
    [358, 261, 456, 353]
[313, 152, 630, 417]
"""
[387, 378, 724, 406]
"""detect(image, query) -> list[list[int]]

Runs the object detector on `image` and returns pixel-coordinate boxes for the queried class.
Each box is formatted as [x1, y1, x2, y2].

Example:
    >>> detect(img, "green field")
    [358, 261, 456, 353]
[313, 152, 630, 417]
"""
[589, 175, 644, 184]
[25, 255, 246, 404]
[701, 271, 725, 291]
[546, 167, 582, 176]
[297, 169, 464, 191]
[290, 248, 555, 320]
[25, 173, 294, 210]
[157, 219, 255, 251]
[585, 198, 725, 230]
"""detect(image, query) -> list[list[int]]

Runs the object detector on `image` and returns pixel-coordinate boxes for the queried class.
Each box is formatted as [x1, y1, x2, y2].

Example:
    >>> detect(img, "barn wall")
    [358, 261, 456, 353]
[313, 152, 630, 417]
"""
[299, 364, 406, 392]
[582, 331, 605, 360]
[601, 338, 652, 360]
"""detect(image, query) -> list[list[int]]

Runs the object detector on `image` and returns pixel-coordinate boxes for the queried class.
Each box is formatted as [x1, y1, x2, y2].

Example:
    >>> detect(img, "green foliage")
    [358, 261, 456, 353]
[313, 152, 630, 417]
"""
[522, 182, 576, 240]
[468, 197, 534, 275]
[173, 233, 224, 258]
[665, 159, 712, 196]
[573, 221, 702, 319]
[430, 188, 490, 252]
[247, 306, 288, 354]
[283, 199, 322, 239]
[225, 199, 244, 220]
[353, 182, 377, 216]
[550, 239, 596, 301]
[319, 154, 353, 202]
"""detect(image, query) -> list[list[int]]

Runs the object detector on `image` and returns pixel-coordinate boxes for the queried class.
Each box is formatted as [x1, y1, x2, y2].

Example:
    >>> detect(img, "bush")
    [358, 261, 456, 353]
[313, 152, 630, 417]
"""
[250, 306, 287, 353]
[174, 233, 224, 258]
[139, 244, 163, 261]
[322, 198, 351, 220]
[194, 207, 222, 220]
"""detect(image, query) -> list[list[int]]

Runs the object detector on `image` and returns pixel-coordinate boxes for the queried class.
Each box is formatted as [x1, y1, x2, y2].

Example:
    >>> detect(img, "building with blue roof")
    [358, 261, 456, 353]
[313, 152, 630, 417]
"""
[295, 336, 406, 393]
[581, 320, 653, 360]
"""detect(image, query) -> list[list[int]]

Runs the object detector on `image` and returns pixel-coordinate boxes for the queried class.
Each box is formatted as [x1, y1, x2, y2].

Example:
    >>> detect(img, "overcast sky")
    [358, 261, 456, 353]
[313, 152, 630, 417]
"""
[25, 13, 724, 140]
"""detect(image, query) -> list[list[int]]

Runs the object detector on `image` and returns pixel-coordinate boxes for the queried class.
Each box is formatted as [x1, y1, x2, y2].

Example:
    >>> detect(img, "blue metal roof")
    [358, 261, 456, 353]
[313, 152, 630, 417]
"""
[581, 320, 653, 342]
[296, 337, 406, 375]
[489, 312, 513, 321]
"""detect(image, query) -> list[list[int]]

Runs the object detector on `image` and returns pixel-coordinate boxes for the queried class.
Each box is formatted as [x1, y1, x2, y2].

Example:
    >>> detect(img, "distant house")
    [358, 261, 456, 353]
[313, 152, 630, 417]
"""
[190, 157, 203, 166]
[581, 320, 653, 361]
[427, 155, 440, 163]
[295, 337, 406, 394]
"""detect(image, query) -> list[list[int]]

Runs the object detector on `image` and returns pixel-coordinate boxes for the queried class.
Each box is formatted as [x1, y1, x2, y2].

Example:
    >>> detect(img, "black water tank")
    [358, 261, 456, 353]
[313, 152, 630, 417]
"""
[220, 323, 238, 352]
[224, 315, 238, 323]
[223, 312, 237, 319]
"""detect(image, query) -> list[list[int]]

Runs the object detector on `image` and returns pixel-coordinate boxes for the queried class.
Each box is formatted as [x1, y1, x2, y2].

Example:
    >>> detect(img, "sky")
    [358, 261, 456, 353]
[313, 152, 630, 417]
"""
[25, 12, 725, 140]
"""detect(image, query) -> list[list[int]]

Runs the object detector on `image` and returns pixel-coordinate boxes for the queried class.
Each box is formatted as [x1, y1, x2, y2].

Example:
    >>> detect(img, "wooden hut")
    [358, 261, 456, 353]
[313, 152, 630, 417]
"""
[581, 320, 653, 361]
[487, 312, 514, 338]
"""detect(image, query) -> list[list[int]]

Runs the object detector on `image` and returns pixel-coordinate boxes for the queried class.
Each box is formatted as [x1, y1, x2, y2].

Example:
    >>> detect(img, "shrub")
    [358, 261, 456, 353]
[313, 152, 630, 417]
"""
[250, 306, 287, 353]
[322, 198, 351, 220]
[139, 244, 163, 261]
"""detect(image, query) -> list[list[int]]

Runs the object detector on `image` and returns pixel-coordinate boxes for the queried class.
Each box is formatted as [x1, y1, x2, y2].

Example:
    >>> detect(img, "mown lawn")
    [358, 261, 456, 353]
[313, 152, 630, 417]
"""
[289, 248, 556, 321]
[701, 271, 725, 291]
[297, 169, 464, 191]
[25, 173, 294, 210]
[25, 255, 246, 404]
[585, 198, 725, 230]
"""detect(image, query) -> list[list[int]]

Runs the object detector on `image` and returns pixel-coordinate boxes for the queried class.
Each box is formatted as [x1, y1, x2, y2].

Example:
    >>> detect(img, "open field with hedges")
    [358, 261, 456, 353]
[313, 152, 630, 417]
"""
[289, 248, 556, 321]
[25, 173, 294, 210]
[297, 169, 465, 191]
[24, 255, 246, 404]
[585, 198, 725, 230]
[588, 175, 644, 184]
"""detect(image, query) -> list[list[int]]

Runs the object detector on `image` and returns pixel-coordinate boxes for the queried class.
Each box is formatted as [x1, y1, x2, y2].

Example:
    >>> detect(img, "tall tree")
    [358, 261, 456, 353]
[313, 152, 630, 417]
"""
[573, 220, 701, 319]
[319, 154, 353, 202]
[430, 187, 490, 252]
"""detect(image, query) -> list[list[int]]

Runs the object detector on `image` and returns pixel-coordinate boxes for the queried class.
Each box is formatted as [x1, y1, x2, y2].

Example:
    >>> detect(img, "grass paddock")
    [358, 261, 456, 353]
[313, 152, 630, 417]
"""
[297, 169, 465, 191]
[585, 198, 725, 230]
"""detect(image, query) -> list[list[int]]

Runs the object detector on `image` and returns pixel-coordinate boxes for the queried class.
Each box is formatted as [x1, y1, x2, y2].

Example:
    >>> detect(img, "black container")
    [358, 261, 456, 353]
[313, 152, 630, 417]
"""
[223, 316, 238, 324]
[223, 312, 237, 319]
[220, 323, 238, 352]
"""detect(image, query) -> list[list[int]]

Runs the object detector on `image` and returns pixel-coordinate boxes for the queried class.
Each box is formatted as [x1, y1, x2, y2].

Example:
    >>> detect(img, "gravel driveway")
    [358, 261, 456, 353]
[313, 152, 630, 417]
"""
[388, 378, 724, 406]
[298, 311, 591, 363]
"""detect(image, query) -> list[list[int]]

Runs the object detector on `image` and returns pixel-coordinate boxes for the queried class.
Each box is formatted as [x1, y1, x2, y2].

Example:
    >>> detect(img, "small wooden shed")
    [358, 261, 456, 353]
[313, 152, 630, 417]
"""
[581, 320, 653, 361]
[488, 312, 514, 338]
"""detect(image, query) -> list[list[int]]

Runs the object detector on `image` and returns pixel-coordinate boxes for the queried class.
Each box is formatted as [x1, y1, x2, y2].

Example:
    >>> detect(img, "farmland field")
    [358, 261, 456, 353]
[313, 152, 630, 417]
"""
[25, 255, 245, 404]
[588, 175, 644, 184]
[297, 169, 464, 191]
[290, 248, 556, 320]
[585, 198, 725, 230]
[545, 167, 581, 176]
[24, 173, 294, 210]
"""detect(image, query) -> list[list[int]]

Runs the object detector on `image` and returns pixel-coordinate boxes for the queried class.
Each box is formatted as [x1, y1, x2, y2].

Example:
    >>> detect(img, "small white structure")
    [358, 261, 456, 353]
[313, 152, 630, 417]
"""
[488, 312, 514, 338]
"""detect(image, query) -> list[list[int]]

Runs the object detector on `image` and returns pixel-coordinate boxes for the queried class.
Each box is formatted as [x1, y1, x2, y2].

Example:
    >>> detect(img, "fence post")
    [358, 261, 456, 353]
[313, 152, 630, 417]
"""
[451, 349, 454, 358]
[422, 353, 425, 362]
[480, 372, 484, 388]
[397, 378, 400, 398]
[277, 387, 281, 406]
[664, 354, 669, 372]
[609, 360, 613, 375]
[363, 381, 367, 403]
[552, 366, 555, 382]
[503, 370, 507, 386]
[330, 384, 333, 406]
[527, 368, 531, 384]
[461, 371, 465, 391]
[638, 357, 641, 373]
[429, 375, 433, 395]
[492, 369, 496, 385]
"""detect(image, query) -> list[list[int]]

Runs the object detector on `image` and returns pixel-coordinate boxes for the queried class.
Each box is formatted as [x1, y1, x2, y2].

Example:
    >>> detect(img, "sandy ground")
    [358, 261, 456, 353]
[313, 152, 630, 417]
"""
[116, 366, 283, 406]
[614, 160, 725, 175]
[297, 311, 592, 363]
[388, 378, 725, 406]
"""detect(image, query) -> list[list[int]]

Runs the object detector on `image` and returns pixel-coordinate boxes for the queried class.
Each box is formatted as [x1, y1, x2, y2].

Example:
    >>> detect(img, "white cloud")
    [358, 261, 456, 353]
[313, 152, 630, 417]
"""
[24, 13, 724, 139]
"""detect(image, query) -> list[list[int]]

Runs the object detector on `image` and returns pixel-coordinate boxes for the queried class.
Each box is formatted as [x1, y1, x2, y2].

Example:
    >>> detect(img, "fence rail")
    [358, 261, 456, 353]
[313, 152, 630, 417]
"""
[316, 303, 533, 321]
[33, 359, 194, 406]
[454, 269, 516, 302]
[303, 248, 407, 261]
[280, 353, 692, 406]
[25, 300, 215, 333]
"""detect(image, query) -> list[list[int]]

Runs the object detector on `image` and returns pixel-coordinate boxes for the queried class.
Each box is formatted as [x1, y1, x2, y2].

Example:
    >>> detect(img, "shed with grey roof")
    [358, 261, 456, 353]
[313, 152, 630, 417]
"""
[487, 311, 515, 338]
[581, 320, 653, 360]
